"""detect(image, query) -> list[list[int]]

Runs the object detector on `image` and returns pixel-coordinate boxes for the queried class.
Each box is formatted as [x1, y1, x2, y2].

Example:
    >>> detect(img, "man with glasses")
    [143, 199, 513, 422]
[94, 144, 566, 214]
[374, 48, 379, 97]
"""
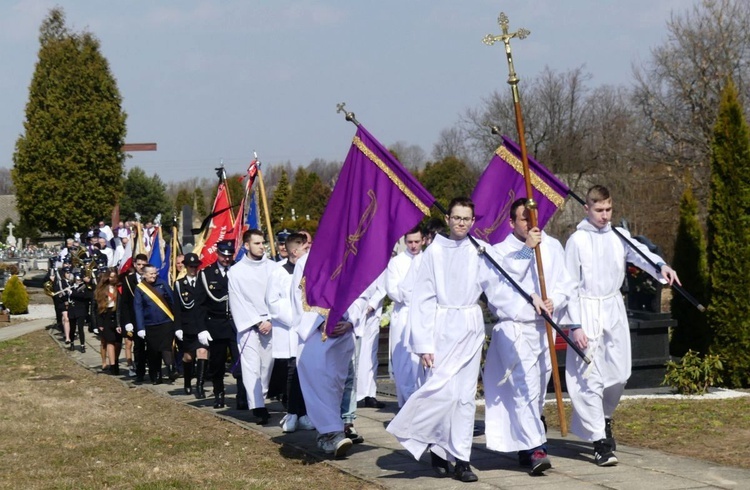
[120, 254, 150, 382]
[387, 197, 547, 484]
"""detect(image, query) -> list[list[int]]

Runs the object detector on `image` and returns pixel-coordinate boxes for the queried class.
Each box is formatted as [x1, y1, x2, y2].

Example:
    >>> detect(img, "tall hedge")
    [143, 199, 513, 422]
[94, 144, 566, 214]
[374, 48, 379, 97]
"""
[706, 80, 750, 388]
[670, 185, 709, 357]
[2, 275, 30, 315]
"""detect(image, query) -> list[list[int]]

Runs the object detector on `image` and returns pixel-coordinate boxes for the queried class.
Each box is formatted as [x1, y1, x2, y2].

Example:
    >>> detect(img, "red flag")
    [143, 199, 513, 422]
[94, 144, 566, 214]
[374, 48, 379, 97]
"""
[193, 181, 235, 269]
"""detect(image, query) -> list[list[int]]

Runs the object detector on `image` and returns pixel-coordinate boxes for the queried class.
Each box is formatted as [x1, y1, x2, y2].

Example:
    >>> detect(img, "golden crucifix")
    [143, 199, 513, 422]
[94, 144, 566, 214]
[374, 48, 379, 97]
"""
[482, 12, 530, 95]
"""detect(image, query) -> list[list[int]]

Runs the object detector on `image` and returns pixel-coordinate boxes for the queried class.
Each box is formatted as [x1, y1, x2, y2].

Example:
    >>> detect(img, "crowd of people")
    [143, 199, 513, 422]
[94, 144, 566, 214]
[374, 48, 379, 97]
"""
[45, 184, 680, 484]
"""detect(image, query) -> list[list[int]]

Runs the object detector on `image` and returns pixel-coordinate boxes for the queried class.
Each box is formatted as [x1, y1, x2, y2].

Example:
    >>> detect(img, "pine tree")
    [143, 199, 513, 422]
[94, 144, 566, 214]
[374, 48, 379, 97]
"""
[12, 8, 126, 234]
[270, 169, 290, 228]
[670, 185, 709, 357]
[119, 167, 172, 222]
[706, 79, 750, 388]
[193, 187, 207, 217]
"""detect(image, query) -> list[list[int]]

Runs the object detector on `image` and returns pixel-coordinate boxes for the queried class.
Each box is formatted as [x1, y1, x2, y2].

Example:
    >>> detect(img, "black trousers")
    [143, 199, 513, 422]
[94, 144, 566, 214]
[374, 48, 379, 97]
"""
[208, 338, 231, 393]
[133, 334, 147, 378]
[70, 316, 86, 345]
[286, 357, 307, 417]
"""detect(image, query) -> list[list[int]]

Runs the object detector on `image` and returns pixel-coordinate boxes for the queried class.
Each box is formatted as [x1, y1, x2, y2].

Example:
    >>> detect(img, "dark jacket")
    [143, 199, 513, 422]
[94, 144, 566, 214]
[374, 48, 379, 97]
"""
[68, 281, 93, 319]
[173, 275, 202, 335]
[195, 263, 234, 339]
[134, 278, 174, 332]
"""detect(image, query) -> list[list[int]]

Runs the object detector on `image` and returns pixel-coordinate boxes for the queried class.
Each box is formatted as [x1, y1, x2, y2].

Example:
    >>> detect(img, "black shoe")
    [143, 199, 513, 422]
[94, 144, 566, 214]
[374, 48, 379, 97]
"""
[236, 399, 249, 411]
[80, 345, 86, 353]
[168, 366, 179, 382]
[530, 450, 552, 475]
[430, 451, 451, 478]
[252, 407, 269, 424]
[111, 364, 120, 376]
[594, 438, 618, 467]
[134, 376, 145, 383]
[345, 424, 364, 444]
[363, 396, 385, 409]
[195, 384, 205, 399]
[213, 391, 225, 409]
[195, 359, 207, 399]
[454, 460, 478, 483]
[68, 343, 74, 351]
[152, 377, 163, 385]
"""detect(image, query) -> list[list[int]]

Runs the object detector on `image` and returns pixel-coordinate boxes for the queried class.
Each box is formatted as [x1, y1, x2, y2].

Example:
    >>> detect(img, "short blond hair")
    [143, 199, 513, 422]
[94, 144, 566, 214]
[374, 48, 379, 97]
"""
[586, 185, 611, 204]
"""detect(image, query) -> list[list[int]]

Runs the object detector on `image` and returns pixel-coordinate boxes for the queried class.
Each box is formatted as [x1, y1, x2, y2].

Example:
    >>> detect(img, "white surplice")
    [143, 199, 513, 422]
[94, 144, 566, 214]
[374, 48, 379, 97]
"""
[386, 235, 496, 462]
[265, 264, 297, 359]
[228, 253, 280, 410]
[483, 231, 577, 453]
[291, 253, 365, 435]
[385, 249, 423, 407]
[355, 272, 386, 401]
[564, 219, 666, 441]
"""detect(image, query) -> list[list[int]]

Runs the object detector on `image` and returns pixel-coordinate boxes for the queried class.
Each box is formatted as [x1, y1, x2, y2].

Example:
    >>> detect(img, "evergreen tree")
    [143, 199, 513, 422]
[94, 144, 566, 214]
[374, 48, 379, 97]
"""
[270, 169, 290, 228]
[289, 167, 311, 219]
[119, 167, 172, 222]
[12, 8, 126, 235]
[174, 188, 192, 214]
[418, 156, 478, 210]
[670, 185, 709, 357]
[193, 187, 207, 217]
[706, 79, 750, 388]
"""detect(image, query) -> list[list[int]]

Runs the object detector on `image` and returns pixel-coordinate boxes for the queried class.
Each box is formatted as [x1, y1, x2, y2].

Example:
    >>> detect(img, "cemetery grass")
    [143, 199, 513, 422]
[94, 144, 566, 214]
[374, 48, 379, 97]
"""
[0, 330, 381, 490]
[543, 394, 750, 469]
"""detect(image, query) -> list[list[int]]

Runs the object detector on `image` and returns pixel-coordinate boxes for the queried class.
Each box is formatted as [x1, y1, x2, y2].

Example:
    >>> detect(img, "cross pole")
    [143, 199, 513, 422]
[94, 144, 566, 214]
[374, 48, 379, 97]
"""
[484, 12, 569, 436]
[115, 142, 158, 225]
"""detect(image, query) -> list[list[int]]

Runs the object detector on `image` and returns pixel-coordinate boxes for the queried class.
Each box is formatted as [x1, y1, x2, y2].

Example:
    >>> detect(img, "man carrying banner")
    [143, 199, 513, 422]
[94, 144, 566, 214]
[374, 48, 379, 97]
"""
[228, 229, 279, 424]
[134, 264, 178, 384]
[565, 185, 679, 466]
[387, 197, 548, 483]
[385, 225, 425, 407]
[483, 197, 577, 474]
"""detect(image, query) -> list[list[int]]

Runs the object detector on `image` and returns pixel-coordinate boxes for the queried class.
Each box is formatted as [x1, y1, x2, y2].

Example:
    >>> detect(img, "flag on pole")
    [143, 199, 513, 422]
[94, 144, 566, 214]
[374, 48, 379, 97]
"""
[471, 136, 570, 245]
[149, 226, 170, 282]
[232, 159, 260, 255]
[192, 179, 236, 269]
[247, 190, 260, 230]
[304, 125, 435, 335]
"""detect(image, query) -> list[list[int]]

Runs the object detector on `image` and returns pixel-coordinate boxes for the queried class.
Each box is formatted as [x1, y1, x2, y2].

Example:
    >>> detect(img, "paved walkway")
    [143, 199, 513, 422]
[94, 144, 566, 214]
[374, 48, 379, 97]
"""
[6, 311, 749, 489]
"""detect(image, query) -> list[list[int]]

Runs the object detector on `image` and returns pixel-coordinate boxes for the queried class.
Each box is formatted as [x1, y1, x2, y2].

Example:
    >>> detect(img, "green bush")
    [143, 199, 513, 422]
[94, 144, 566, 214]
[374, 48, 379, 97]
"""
[2, 275, 30, 314]
[663, 350, 723, 395]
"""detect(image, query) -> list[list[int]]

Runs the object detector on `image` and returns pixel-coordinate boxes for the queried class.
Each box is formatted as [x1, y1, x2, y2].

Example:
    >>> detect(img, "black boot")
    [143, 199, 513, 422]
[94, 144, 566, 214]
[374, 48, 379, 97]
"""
[236, 377, 249, 410]
[430, 451, 451, 478]
[111, 363, 120, 376]
[213, 391, 225, 409]
[213, 377, 225, 409]
[183, 361, 193, 395]
[194, 359, 207, 399]
[252, 407, 269, 425]
[454, 459, 478, 483]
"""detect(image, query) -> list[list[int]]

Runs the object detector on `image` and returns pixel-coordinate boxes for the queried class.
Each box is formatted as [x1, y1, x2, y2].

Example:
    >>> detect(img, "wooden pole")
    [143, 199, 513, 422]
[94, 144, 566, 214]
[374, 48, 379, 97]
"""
[256, 167, 277, 259]
[484, 12, 568, 436]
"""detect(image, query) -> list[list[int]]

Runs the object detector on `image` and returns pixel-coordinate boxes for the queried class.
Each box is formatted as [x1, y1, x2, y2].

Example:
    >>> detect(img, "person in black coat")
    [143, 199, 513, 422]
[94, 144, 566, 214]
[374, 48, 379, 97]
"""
[173, 253, 208, 397]
[119, 254, 149, 382]
[68, 272, 94, 353]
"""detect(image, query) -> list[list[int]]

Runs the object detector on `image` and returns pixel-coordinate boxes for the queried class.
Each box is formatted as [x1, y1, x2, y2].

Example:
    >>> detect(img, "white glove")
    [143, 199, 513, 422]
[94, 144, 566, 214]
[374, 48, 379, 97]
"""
[125, 323, 134, 333]
[137, 330, 146, 339]
[175, 329, 184, 341]
[198, 330, 213, 346]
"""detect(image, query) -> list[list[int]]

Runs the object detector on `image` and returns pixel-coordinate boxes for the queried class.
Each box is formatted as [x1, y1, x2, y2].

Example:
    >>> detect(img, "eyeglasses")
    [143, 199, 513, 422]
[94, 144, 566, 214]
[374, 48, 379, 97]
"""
[449, 216, 473, 224]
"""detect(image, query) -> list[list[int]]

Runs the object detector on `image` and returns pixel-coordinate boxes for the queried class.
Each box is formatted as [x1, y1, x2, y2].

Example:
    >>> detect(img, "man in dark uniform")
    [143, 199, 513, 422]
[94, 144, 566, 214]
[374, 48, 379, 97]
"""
[195, 240, 248, 409]
[275, 229, 291, 262]
[120, 254, 150, 382]
[173, 253, 208, 397]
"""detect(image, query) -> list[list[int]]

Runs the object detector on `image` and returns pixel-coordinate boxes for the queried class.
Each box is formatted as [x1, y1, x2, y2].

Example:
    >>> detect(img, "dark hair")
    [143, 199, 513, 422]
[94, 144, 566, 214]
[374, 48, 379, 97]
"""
[404, 224, 423, 238]
[424, 218, 446, 239]
[134, 253, 149, 263]
[242, 228, 264, 243]
[510, 197, 528, 221]
[286, 232, 307, 249]
[446, 197, 474, 217]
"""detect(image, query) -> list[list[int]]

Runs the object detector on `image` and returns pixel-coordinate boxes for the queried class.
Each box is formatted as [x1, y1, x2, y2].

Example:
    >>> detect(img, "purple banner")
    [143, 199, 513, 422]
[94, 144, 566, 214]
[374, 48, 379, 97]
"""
[471, 136, 570, 245]
[304, 125, 435, 335]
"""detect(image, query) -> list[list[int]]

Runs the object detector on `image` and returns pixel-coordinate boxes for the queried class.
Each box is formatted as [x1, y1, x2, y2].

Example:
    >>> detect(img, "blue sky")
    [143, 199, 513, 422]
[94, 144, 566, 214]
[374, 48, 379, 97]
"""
[0, 0, 695, 182]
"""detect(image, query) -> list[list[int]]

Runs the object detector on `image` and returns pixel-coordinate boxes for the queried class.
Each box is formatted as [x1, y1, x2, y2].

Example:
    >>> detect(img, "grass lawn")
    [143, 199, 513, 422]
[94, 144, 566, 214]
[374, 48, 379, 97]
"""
[0, 330, 381, 490]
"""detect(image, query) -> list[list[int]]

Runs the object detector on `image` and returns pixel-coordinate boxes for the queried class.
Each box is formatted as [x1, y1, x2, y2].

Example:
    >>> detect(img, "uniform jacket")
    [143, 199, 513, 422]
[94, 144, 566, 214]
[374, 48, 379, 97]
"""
[195, 262, 234, 339]
[173, 275, 202, 335]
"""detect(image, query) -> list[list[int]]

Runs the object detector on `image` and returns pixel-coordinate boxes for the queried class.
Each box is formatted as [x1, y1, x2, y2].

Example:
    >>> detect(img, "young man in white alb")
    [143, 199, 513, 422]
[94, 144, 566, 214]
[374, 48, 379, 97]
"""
[483, 197, 577, 475]
[565, 185, 679, 466]
[384, 225, 425, 407]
